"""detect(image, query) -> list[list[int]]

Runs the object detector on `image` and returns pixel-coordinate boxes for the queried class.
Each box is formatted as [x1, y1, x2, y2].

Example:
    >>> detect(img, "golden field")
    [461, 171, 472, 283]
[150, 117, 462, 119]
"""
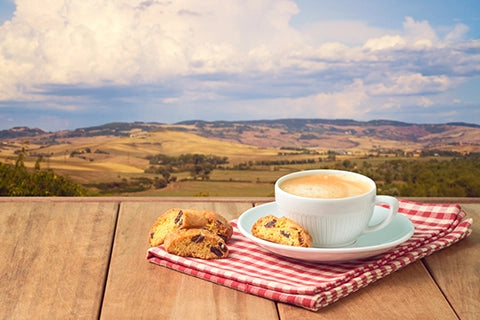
[1, 120, 479, 197]
[1, 129, 286, 195]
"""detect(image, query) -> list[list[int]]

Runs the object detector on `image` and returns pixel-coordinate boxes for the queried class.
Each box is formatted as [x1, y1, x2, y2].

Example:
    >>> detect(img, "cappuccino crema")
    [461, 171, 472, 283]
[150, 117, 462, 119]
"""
[280, 173, 371, 199]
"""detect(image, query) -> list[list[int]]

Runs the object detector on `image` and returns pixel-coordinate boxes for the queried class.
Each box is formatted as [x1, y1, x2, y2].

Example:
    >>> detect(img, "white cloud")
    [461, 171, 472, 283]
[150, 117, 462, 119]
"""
[0, 0, 304, 99]
[403, 16, 438, 47]
[295, 79, 370, 118]
[369, 73, 451, 96]
[445, 23, 469, 42]
[230, 79, 370, 120]
[418, 97, 434, 108]
[0, 1, 479, 127]
[363, 35, 406, 51]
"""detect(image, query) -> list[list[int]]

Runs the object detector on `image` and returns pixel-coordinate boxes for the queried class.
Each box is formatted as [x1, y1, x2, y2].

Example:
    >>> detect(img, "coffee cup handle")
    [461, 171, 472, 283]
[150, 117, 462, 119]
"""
[363, 195, 399, 234]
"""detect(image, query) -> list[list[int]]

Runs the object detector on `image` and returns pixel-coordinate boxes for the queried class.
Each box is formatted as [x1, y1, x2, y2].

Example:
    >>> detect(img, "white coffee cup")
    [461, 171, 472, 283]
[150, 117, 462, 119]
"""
[274, 169, 398, 247]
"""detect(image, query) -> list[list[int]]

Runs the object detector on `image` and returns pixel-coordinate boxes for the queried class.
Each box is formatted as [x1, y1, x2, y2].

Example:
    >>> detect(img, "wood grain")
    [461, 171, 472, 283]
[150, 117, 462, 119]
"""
[1, 197, 477, 319]
[100, 201, 278, 320]
[277, 261, 457, 319]
[0, 201, 118, 319]
[423, 203, 480, 320]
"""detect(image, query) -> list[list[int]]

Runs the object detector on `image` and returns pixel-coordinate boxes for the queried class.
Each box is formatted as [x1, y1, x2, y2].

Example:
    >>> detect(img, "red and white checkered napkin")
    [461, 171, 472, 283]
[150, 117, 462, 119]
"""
[147, 200, 472, 311]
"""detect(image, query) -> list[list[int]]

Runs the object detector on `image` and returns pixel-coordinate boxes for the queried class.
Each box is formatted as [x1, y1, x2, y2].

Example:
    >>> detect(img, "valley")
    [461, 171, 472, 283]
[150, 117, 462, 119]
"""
[1, 119, 479, 197]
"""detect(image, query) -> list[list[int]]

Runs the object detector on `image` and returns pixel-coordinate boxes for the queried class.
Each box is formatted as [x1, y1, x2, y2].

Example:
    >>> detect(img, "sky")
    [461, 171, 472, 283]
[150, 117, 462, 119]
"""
[0, 0, 479, 131]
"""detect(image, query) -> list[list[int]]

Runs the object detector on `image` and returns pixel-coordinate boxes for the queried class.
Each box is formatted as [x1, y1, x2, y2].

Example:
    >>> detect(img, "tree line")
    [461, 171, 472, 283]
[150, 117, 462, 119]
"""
[145, 153, 228, 182]
[0, 153, 87, 196]
[334, 156, 480, 197]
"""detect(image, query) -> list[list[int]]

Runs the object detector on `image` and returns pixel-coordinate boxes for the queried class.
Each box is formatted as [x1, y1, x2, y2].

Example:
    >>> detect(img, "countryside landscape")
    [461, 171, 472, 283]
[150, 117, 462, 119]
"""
[1, 119, 480, 197]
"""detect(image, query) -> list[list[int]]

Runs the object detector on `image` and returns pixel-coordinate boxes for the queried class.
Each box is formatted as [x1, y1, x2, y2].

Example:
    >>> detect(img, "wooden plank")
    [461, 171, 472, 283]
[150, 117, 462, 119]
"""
[0, 201, 118, 319]
[100, 201, 278, 320]
[423, 204, 480, 320]
[277, 261, 457, 319]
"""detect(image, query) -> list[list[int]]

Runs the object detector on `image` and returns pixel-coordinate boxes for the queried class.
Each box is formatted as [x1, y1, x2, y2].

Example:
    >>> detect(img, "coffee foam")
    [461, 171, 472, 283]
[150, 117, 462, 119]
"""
[280, 174, 371, 199]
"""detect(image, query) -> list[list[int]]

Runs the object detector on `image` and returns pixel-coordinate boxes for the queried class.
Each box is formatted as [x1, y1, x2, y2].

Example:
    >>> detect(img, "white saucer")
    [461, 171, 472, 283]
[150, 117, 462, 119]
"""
[237, 202, 414, 263]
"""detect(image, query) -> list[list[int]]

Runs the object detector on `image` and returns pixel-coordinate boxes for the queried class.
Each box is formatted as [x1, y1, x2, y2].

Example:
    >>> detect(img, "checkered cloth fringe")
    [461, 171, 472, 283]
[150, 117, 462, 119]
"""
[147, 200, 472, 311]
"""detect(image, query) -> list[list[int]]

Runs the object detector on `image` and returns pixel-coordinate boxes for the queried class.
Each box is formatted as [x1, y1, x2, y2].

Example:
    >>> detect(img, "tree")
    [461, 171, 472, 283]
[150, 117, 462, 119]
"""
[146, 153, 228, 181]
[0, 153, 88, 196]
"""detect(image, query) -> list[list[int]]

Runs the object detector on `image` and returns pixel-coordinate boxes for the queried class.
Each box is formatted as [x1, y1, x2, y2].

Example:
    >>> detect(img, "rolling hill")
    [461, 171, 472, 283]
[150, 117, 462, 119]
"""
[2, 118, 480, 150]
[1, 119, 479, 196]
[2, 119, 480, 157]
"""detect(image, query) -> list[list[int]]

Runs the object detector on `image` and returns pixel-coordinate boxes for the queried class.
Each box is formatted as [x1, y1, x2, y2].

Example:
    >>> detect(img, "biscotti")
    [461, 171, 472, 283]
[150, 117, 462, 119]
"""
[164, 228, 229, 259]
[201, 209, 233, 242]
[251, 215, 313, 247]
[148, 208, 233, 247]
[148, 208, 207, 247]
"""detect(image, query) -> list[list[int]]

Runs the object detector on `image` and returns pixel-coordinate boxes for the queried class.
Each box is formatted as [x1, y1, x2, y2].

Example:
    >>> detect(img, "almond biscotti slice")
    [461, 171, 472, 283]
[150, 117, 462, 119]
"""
[251, 215, 313, 247]
[164, 228, 229, 259]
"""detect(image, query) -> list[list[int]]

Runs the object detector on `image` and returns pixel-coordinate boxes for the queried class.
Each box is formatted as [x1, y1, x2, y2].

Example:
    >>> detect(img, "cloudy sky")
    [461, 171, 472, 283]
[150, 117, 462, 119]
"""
[0, 0, 479, 131]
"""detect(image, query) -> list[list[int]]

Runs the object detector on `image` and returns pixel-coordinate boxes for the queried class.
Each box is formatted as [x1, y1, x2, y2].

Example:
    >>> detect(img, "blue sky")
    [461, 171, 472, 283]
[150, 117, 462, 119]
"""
[0, 0, 479, 131]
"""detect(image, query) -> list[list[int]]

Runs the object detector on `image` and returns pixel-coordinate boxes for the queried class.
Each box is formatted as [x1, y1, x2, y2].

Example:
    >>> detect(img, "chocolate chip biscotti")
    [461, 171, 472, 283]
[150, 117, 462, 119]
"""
[164, 228, 229, 259]
[201, 209, 233, 242]
[148, 208, 233, 247]
[251, 215, 313, 247]
[148, 208, 207, 247]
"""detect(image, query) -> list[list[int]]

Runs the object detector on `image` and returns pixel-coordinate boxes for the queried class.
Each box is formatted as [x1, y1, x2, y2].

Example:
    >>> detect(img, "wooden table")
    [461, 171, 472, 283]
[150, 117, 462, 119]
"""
[1, 197, 478, 319]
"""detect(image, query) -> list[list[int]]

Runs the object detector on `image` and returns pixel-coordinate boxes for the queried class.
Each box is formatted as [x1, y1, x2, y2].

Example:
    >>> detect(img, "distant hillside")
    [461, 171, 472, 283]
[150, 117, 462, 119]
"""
[1, 119, 480, 152]
[174, 118, 480, 151]
[0, 126, 46, 139]
[61, 122, 167, 138]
